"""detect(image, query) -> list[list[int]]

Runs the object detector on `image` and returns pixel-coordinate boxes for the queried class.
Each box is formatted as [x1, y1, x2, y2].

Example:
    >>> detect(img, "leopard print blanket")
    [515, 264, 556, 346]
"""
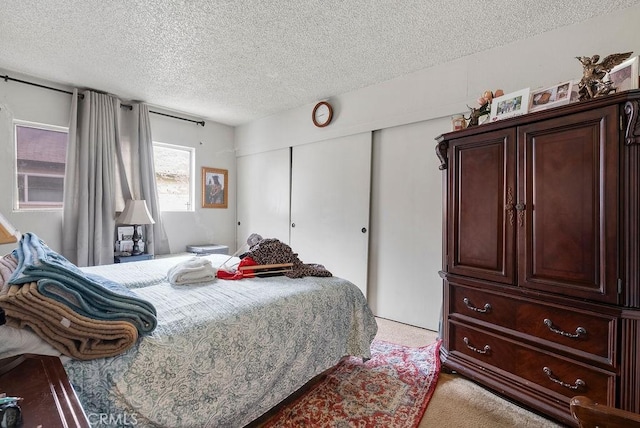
[243, 238, 332, 278]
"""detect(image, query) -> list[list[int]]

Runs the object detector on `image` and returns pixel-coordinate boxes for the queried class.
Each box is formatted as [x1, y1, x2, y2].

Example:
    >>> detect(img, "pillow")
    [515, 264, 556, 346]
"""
[0, 324, 61, 360]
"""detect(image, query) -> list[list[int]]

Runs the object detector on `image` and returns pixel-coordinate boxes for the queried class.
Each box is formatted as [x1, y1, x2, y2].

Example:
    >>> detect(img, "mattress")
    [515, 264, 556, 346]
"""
[63, 253, 378, 427]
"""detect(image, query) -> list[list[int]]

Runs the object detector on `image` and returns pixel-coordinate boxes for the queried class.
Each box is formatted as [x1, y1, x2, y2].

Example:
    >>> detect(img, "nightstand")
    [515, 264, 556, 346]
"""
[114, 253, 154, 263]
[0, 354, 90, 427]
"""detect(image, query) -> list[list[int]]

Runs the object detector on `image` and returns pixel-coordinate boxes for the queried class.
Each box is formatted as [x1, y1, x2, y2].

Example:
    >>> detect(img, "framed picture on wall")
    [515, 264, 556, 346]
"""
[202, 167, 228, 208]
[490, 88, 530, 122]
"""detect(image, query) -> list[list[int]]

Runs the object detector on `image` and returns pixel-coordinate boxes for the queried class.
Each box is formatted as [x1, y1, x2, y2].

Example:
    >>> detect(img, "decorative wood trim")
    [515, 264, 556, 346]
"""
[624, 128, 640, 307]
[436, 141, 448, 170]
[620, 313, 640, 413]
[505, 187, 515, 226]
[624, 100, 640, 145]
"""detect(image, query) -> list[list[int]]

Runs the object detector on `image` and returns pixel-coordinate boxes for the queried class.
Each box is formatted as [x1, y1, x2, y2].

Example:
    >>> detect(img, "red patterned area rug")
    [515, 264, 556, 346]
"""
[262, 339, 442, 428]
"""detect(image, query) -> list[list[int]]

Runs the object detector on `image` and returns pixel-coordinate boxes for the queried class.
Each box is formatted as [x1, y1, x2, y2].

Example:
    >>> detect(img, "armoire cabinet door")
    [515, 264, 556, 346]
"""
[518, 105, 619, 303]
[448, 129, 516, 284]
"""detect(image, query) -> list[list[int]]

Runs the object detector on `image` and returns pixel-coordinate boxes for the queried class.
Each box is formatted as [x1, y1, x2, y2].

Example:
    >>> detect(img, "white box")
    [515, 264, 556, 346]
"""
[186, 244, 229, 255]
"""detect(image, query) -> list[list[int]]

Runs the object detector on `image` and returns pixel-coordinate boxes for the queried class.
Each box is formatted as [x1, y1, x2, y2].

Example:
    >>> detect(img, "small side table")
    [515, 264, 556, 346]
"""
[0, 354, 90, 427]
[114, 253, 154, 263]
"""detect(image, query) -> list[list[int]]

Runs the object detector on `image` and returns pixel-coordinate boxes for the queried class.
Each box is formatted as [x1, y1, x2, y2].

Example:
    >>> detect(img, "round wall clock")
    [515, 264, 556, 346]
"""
[312, 101, 333, 127]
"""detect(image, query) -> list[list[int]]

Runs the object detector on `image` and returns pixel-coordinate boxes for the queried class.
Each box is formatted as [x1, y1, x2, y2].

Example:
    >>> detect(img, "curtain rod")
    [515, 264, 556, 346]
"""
[2, 74, 85, 99]
[2, 74, 205, 127]
[120, 104, 205, 127]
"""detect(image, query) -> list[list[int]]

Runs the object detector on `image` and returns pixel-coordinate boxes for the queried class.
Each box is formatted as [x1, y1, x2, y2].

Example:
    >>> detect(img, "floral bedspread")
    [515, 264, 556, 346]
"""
[64, 254, 378, 427]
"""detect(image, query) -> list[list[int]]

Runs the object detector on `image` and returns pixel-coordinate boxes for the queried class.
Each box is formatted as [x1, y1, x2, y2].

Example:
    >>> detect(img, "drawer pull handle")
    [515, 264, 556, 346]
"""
[543, 319, 587, 338]
[542, 366, 586, 391]
[463, 298, 491, 313]
[463, 337, 491, 354]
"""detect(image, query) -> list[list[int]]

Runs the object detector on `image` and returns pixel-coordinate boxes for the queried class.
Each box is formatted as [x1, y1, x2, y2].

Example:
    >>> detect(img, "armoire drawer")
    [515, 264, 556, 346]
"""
[449, 283, 617, 364]
[450, 283, 516, 327]
[449, 321, 616, 404]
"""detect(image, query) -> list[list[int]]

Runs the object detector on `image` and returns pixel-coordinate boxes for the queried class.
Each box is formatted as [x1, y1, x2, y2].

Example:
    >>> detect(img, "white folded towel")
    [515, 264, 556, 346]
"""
[167, 257, 218, 285]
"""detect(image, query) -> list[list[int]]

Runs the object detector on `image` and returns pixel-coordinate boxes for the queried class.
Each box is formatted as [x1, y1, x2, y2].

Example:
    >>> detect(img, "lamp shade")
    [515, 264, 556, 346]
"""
[0, 212, 20, 244]
[116, 200, 155, 225]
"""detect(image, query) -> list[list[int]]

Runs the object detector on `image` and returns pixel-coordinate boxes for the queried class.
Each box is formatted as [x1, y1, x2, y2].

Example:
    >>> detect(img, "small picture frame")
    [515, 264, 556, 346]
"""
[569, 79, 581, 103]
[202, 167, 228, 208]
[607, 55, 639, 93]
[528, 81, 573, 113]
[490, 88, 530, 122]
[117, 225, 142, 241]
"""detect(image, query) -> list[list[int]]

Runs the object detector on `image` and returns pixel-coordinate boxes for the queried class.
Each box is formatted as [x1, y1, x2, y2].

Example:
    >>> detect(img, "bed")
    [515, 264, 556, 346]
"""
[1, 236, 378, 427]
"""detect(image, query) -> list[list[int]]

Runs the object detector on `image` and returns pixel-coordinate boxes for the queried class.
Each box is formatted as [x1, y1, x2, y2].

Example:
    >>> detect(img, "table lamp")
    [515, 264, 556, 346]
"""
[0, 212, 20, 245]
[116, 200, 155, 255]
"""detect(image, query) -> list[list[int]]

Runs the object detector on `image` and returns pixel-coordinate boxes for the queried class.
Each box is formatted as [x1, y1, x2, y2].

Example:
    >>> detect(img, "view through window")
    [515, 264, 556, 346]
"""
[15, 122, 68, 210]
[153, 142, 194, 211]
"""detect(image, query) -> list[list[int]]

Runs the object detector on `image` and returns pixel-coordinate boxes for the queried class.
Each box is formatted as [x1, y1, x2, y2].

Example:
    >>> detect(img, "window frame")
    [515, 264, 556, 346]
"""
[14, 120, 69, 211]
[152, 141, 195, 212]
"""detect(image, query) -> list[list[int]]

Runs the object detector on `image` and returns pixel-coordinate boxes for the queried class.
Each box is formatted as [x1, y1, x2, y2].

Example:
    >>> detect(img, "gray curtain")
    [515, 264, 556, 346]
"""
[134, 103, 170, 255]
[62, 92, 170, 265]
[62, 90, 122, 266]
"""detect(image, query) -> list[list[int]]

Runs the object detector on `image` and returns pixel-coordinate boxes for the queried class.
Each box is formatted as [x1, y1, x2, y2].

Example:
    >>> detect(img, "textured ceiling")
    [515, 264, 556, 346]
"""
[1, 1, 640, 126]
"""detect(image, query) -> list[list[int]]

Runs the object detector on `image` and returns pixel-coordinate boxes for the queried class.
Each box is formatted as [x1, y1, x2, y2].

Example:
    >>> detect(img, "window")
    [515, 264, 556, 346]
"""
[153, 142, 194, 211]
[15, 121, 68, 210]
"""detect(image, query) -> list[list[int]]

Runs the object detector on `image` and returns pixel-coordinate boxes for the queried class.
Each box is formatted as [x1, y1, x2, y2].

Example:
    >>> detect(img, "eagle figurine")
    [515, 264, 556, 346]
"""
[576, 52, 633, 100]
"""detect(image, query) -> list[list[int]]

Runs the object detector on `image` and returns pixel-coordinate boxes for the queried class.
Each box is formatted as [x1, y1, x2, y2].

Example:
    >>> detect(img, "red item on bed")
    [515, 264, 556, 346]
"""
[216, 257, 258, 280]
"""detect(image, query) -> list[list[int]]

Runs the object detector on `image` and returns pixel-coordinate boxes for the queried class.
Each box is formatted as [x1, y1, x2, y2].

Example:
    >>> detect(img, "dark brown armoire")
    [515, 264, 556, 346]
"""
[436, 90, 640, 426]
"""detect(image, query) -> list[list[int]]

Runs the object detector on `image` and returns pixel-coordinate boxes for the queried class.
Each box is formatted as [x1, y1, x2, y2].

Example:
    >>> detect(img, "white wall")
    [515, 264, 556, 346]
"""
[235, 5, 640, 330]
[0, 72, 71, 255]
[236, 5, 640, 151]
[149, 110, 236, 254]
[0, 69, 236, 257]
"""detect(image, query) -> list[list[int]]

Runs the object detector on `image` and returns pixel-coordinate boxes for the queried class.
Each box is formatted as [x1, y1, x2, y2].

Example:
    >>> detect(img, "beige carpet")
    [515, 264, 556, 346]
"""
[374, 317, 566, 428]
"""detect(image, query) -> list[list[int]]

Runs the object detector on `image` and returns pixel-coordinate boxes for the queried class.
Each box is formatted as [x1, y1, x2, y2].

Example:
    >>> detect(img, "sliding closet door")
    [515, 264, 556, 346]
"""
[236, 148, 290, 252]
[368, 119, 448, 330]
[290, 133, 372, 297]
